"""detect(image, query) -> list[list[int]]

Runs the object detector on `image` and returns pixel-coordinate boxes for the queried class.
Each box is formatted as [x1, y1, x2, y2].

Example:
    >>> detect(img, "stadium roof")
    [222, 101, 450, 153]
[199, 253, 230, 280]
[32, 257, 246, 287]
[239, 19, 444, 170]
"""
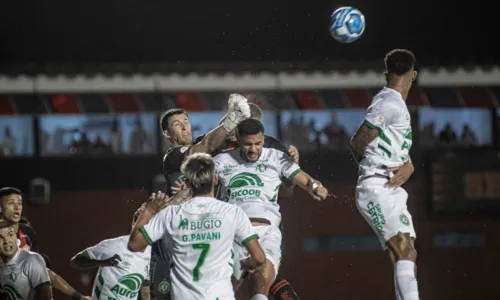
[0, 62, 497, 77]
[0, 65, 499, 93]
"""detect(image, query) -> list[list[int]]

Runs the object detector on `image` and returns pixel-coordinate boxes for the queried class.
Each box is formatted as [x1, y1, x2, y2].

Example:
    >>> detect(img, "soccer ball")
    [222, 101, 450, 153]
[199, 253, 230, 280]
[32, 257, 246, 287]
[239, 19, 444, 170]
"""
[329, 6, 365, 43]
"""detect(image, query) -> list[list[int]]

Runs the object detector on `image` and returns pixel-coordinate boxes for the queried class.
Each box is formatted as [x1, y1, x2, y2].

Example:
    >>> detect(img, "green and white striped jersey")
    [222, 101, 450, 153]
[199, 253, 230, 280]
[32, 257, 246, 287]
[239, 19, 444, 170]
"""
[139, 196, 257, 300]
[213, 147, 302, 227]
[83, 235, 151, 300]
[359, 87, 413, 179]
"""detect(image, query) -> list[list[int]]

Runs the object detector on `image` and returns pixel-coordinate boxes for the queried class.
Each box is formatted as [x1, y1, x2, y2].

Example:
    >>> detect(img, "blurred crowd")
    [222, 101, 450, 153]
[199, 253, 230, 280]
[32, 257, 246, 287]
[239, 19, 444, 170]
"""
[0, 111, 494, 157]
[420, 123, 478, 148]
[38, 118, 153, 156]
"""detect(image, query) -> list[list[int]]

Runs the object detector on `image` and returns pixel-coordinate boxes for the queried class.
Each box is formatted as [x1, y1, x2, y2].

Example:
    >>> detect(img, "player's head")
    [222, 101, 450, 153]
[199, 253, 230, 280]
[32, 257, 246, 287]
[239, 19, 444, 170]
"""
[0, 187, 23, 223]
[0, 219, 18, 260]
[181, 153, 216, 197]
[236, 118, 265, 162]
[384, 49, 417, 84]
[160, 109, 192, 146]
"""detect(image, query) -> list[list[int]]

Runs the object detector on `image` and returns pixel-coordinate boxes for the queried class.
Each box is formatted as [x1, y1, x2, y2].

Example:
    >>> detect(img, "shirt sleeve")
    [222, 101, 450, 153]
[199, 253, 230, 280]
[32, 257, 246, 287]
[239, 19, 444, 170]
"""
[364, 99, 401, 132]
[139, 208, 171, 245]
[264, 135, 287, 152]
[25, 253, 51, 288]
[233, 207, 258, 246]
[275, 150, 301, 180]
[82, 239, 114, 260]
[213, 154, 224, 176]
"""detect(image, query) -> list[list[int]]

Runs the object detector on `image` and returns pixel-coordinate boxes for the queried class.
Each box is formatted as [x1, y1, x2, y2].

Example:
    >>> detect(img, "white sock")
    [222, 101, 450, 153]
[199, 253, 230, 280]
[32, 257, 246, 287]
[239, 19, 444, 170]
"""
[250, 294, 268, 300]
[395, 260, 420, 300]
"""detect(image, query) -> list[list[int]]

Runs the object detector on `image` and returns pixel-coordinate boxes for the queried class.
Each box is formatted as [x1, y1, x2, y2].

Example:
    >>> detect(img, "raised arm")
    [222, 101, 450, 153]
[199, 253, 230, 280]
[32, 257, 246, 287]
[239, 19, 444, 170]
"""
[190, 94, 251, 155]
[70, 240, 121, 271]
[189, 125, 232, 155]
[128, 190, 191, 252]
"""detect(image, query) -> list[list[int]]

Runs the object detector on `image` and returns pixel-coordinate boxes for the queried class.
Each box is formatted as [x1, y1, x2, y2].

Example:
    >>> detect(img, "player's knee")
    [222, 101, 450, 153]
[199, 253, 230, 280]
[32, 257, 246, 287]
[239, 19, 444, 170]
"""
[387, 232, 417, 261]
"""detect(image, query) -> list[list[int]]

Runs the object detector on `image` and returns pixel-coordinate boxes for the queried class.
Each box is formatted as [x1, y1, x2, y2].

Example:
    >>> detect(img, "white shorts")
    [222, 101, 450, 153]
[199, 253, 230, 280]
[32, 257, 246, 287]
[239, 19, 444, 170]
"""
[232, 225, 282, 280]
[355, 177, 416, 249]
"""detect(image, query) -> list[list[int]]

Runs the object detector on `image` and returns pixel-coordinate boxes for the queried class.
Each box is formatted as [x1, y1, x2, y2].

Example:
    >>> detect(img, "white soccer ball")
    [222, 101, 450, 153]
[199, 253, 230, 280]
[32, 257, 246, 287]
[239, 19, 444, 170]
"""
[329, 6, 365, 43]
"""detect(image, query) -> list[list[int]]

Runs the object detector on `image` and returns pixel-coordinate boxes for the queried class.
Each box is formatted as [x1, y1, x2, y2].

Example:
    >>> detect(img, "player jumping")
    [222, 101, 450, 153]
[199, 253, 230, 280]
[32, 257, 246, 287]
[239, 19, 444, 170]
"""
[128, 153, 266, 300]
[213, 118, 329, 300]
[214, 103, 303, 300]
[0, 187, 90, 300]
[148, 94, 251, 300]
[166, 102, 303, 300]
[349, 49, 419, 300]
[0, 218, 53, 300]
[70, 208, 152, 300]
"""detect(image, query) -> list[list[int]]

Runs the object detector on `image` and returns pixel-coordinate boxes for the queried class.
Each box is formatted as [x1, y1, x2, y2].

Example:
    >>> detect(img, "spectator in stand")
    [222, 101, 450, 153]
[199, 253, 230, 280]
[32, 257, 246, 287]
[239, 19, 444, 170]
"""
[438, 123, 457, 146]
[460, 124, 478, 146]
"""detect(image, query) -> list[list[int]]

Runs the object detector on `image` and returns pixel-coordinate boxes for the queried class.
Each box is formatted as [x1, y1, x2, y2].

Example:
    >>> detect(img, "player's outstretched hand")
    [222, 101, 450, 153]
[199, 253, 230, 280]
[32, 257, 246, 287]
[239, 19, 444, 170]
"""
[147, 191, 168, 213]
[222, 94, 250, 132]
[233, 95, 251, 122]
[308, 180, 328, 201]
[288, 145, 299, 164]
[100, 254, 121, 267]
[387, 162, 414, 188]
[171, 180, 187, 195]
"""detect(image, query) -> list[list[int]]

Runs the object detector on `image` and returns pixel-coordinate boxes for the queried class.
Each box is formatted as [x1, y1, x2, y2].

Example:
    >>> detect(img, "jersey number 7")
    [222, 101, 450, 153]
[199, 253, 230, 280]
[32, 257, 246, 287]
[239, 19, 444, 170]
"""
[192, 243, 211, 282]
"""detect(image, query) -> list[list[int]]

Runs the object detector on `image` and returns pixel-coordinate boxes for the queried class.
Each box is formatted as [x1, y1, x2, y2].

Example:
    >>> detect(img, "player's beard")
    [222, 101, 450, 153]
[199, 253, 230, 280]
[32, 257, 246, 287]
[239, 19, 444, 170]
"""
[246, 150, 260, 162]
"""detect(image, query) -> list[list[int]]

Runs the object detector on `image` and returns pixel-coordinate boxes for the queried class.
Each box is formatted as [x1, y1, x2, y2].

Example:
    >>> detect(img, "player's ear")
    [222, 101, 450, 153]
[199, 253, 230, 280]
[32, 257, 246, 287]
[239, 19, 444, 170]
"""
[162, 130, 170, 138]
[412, 70, 418, 81]
[213, 175, 219, 185]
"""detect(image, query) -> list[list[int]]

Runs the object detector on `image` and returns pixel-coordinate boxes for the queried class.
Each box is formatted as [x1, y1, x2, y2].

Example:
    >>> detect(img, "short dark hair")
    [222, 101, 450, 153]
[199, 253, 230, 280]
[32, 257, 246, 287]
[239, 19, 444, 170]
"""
[160, 109, 188, 132]
[384, 49, 416, 76]
[237, 118, 264, 138]
[0, 187, 22, 203]
[181, 153, 215, 197]
[0, 218, 13, 229]
[249, 103, 262, 120]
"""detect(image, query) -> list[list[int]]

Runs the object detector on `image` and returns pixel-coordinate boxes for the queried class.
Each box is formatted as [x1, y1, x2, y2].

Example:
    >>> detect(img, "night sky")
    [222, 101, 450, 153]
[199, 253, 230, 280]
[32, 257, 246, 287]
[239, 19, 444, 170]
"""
[1, 0, 499, 67]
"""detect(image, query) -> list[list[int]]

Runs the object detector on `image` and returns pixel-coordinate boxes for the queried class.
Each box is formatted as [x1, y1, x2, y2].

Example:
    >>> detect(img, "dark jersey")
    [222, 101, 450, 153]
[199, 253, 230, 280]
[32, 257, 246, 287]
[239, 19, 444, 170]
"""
[18, 222, 39, 253]
[162, 135, 205, 197]
[17, 220, 52, 268]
